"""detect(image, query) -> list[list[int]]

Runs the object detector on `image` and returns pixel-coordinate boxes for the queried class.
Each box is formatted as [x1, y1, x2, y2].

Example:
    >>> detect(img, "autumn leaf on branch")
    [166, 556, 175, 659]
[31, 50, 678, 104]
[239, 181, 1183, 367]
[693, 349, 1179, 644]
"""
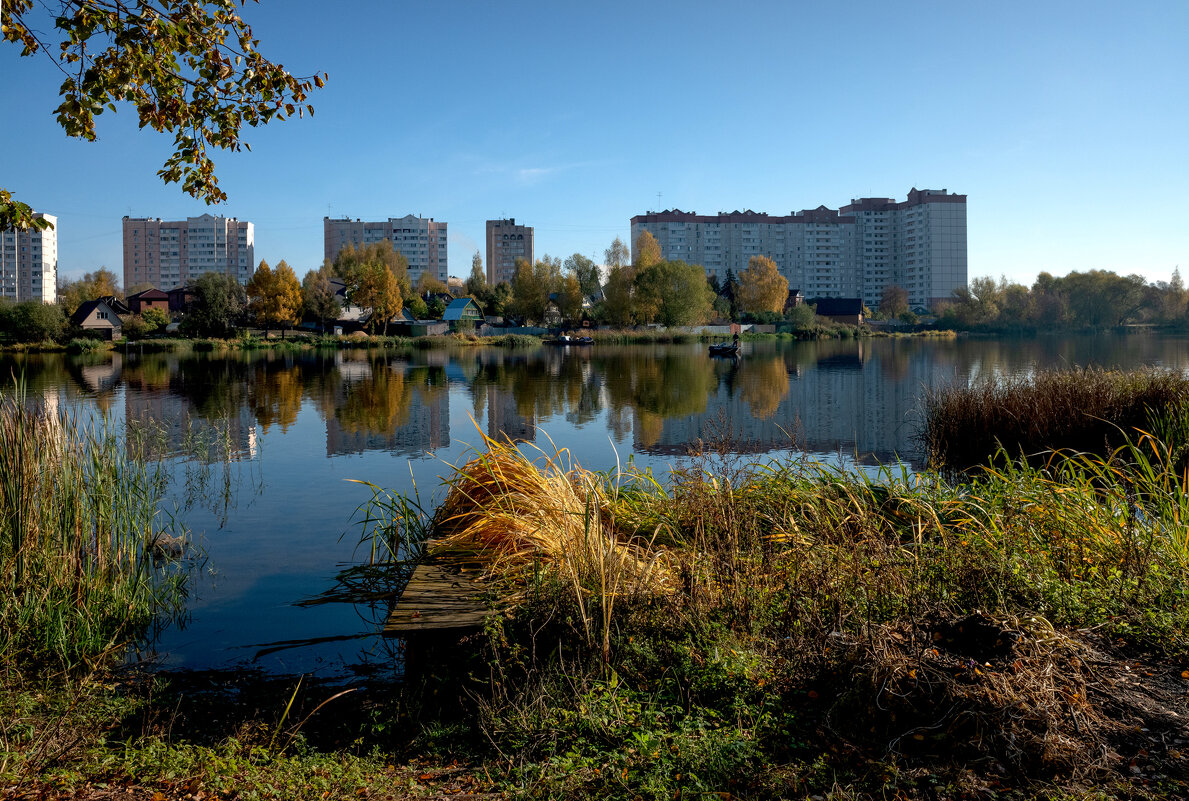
[1, 0, 326, 230]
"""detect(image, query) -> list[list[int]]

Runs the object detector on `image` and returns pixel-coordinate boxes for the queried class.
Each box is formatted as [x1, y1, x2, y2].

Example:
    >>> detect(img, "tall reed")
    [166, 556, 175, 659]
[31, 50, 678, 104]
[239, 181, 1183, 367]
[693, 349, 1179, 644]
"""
[0, 382, 186, 670]
[921, 366, 1189, 469]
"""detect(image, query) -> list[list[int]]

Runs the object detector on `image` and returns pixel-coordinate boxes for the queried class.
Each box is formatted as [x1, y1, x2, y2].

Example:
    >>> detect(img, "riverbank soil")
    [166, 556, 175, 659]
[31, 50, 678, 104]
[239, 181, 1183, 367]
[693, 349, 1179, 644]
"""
[2, 616, 1186, 801]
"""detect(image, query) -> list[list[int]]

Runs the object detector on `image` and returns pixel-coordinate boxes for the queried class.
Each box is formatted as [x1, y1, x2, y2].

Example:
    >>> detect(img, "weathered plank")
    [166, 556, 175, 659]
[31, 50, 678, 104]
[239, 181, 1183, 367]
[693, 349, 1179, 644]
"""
[384, 552, 491, 635]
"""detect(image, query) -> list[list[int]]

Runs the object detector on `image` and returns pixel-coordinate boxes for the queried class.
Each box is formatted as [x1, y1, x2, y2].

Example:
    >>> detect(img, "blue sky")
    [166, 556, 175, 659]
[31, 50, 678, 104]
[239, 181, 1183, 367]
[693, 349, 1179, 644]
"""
[2, 0, 1186, 286]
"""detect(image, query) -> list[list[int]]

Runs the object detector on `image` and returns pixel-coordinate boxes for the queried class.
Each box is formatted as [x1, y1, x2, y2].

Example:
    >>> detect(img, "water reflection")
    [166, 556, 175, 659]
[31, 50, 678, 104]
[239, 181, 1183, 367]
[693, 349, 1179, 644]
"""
[6, 333, 1189, 673]
[9, 333, 1189, 473]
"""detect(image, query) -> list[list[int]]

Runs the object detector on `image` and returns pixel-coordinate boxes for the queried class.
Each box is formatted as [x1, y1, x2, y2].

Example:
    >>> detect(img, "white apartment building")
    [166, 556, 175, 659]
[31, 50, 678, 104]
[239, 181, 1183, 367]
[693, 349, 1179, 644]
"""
[122, 214, 254, 289]
[630, 188, 967, 310]
[323, 215, 448, 285]
[1, 213, 58, 303]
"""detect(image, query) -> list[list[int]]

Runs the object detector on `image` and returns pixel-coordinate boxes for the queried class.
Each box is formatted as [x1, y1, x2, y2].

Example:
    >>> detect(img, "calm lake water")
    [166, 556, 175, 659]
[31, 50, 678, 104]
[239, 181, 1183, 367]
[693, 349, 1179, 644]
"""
[6, 332, 1189, 677]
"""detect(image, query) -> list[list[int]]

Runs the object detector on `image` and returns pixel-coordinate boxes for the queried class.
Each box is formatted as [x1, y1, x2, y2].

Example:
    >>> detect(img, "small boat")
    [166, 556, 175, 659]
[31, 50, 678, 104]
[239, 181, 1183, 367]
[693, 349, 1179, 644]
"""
[574, 336, 594, 345]
[708, 342, 740, 357]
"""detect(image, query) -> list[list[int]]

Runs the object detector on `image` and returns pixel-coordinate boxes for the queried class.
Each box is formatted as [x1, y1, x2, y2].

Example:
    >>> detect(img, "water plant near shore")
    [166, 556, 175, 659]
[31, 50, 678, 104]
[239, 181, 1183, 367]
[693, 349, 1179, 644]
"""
[348, 414, 1189, 796]
[0, 382, 187, 670]
[921, 366, 1189, 469]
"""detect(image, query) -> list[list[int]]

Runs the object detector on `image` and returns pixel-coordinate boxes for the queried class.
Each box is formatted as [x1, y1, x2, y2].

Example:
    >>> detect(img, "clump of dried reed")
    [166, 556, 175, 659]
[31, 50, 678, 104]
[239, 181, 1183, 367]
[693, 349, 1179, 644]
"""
[921, 366, 1189, 469]
[824, 612, 1131, 780]
[431, 433, 672, 663]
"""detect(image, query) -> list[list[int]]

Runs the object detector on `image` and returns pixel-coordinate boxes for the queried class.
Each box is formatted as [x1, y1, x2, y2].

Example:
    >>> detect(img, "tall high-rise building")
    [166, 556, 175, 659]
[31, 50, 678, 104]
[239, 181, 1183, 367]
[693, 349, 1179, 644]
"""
[630, 188, 967, 310]
[0, 213, 58, 303]
[323, 215, 448, 285]
[485, 218, 534, 285]
[122, 214, 254, 290]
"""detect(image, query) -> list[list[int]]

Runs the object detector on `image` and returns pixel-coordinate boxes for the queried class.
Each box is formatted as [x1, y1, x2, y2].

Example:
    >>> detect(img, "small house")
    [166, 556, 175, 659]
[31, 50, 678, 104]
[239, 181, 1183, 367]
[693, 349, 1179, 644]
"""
[97, 295, 131, 315]
[70, 299, 123, 339]
[442, 297, 483, 330]
[167, 285, 197, 313]
[127, 288, 169, 314]
[809, 297, 865, 326]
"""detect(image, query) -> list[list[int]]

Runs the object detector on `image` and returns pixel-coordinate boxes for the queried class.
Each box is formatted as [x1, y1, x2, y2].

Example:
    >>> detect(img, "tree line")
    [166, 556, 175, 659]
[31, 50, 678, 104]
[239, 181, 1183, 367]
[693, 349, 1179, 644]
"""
[936, 269, 1189, 330]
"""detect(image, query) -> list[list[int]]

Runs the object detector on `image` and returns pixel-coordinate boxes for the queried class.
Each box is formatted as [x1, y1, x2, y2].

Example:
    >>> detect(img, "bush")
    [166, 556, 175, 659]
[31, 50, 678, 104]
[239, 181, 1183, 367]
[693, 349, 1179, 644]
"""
[3, 301, 66, 343]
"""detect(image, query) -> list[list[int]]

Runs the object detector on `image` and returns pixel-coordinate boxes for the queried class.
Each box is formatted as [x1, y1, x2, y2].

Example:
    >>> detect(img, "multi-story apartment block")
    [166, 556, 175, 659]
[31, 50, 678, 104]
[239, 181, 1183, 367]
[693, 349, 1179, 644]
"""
[485, 218, 534, 285]
[122, 214, 254, 290]
[630, 188, 967, 310]
[1, 212, 57, 303]
[323, 215, 448, 285]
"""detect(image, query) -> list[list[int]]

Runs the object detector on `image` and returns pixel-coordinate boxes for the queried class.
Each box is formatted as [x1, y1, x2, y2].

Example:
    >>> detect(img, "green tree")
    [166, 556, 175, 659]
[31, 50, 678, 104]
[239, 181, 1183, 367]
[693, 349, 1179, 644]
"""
[467, 251, 487, 296]
[179, 272, 245, 337]
[633, 260, 713, 327]
[58, 267, 122, 315]
[2, 0, 326, 231]
[141, 306, 170, 333]
[406, 295, 429, 320]
[601, 265, 636, 327]
[736, 255, 789, 316]
[565, 253, 600, 297]
[475, 281, 512, 319]
[4, 301, 67, 343]
[302, 262, 341, 332]
[786, 302, 817, 331]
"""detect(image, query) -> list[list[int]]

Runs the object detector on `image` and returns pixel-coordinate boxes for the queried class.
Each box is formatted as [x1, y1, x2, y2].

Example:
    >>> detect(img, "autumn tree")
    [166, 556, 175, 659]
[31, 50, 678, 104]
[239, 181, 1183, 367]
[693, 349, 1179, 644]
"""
[633, 231, 663, 270]
[736, 256, 789, 316]
[334, 241, 406, 333]
[58, 267, 122, 314]
[247, 259, 301, 337]
[878, 285, 909, 318]
[354, 262, 402, 334]
[302, 262, 341, 332]
[509, 256, 561, 325]
[2, 0, 326, 232]
[634, 260, 714, 327]
[555, 274, 584, 322]
[416, 273, 449, 297]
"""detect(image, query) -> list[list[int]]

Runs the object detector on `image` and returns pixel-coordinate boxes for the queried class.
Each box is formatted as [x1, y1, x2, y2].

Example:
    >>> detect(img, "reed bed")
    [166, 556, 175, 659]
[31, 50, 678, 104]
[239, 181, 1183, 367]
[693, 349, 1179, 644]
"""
[379, 419, 1189, 790]
[921, 366, 1189, 469]
[0, 384, 186, 670]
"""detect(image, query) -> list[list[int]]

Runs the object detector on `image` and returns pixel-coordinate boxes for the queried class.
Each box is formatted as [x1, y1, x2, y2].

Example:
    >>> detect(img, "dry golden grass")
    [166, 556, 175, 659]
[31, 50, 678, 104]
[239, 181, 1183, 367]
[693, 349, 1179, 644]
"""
[432, 432, 672, 596]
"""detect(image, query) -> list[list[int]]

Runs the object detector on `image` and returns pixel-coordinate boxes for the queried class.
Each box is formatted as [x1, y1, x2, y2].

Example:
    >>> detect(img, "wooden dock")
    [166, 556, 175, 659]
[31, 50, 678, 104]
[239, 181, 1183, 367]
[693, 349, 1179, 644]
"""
[384, 545, 492, 635]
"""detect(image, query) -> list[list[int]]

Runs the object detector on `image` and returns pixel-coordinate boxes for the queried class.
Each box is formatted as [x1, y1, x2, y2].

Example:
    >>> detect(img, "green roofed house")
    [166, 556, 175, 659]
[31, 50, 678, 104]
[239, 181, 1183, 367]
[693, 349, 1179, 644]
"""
[442, 297, 483, 330]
